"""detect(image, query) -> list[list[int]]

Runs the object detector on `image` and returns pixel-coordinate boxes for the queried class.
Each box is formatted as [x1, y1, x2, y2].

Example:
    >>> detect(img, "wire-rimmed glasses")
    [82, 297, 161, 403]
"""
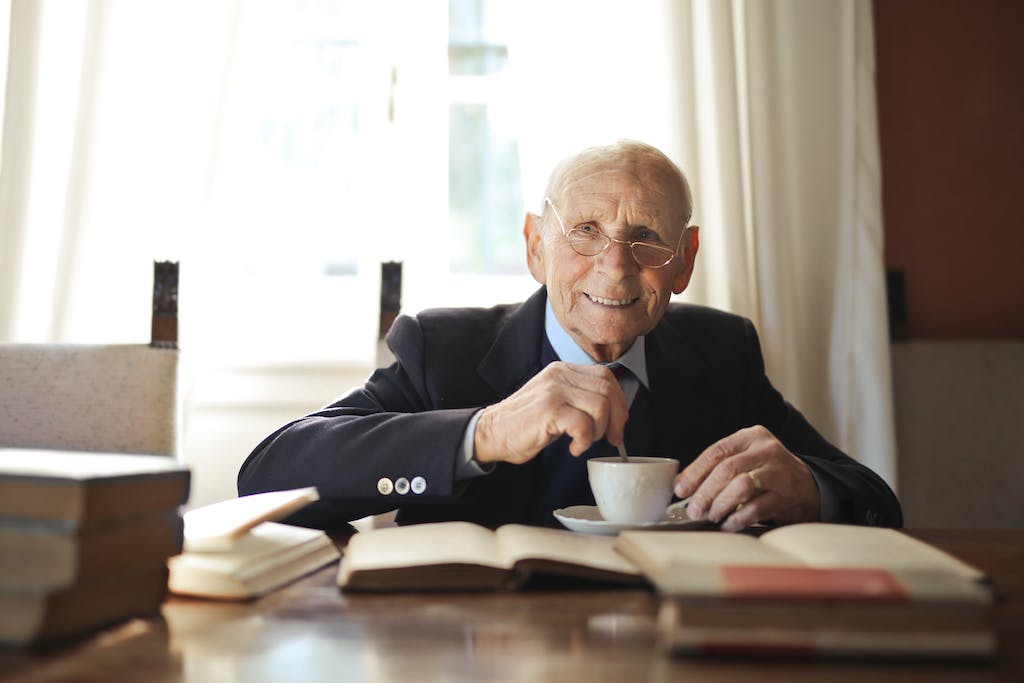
[544, 197, 683, 269]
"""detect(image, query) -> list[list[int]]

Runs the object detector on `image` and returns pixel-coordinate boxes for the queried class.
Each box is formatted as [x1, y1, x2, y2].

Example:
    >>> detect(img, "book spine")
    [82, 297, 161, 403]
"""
[660, 626, 996, 660]
[656, 597, 996, 660]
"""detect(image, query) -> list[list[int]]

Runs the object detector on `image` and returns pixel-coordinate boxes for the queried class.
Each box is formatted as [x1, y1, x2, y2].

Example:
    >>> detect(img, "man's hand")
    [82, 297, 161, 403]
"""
[473, 362, 628, 465]
[674, 425, 820, 532]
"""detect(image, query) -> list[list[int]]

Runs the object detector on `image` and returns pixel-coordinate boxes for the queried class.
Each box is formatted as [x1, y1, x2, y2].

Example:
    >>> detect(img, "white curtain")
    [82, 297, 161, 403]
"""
[1, 0, 896, 487]
[690, 0, 895, 488]
[689, 0, 896, 488]
[0, 0, 236, 345]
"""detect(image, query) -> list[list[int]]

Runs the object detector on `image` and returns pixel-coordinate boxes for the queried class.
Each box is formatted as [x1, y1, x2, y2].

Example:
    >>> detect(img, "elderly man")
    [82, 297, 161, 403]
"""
[238, 140, 901, 532]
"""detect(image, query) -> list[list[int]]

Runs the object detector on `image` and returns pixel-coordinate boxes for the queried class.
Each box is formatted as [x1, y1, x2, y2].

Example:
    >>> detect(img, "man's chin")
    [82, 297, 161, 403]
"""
[583, 304, 648, 330]
[572, 321, 646, 354]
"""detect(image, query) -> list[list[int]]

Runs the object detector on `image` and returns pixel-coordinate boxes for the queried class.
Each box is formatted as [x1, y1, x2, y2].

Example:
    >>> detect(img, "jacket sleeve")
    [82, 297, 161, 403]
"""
[739, 318, 903, 528]
[236, 314, 478, 528]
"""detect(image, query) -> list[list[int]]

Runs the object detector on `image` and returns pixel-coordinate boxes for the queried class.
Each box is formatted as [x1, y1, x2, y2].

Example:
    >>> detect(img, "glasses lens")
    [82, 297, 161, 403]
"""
[632, 243, 675, 268]
[567, 230, 607, 256]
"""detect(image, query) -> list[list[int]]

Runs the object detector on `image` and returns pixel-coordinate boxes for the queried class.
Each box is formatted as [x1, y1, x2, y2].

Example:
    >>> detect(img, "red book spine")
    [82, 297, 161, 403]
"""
[719, 565, 909, 602]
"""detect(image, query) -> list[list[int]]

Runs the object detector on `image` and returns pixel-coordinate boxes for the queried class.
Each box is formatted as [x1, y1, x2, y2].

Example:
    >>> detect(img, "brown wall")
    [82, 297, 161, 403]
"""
[874, 0, 1024, 339]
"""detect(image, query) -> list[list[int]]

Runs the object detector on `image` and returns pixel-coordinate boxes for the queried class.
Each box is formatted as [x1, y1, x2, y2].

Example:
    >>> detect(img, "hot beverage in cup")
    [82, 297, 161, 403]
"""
[587, 456, 679, 524]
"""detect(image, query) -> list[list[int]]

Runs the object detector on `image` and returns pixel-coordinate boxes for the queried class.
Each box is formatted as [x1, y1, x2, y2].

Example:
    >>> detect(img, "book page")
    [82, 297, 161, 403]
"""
[168, 522, 339, 598]
[183, 488, 320, 551]
[495, 525, 640, 576]
[758, 524, 985, 581]
[341, 521, 507, 573]
[616, 530, 797, 575]
[170, 522, 329, 577]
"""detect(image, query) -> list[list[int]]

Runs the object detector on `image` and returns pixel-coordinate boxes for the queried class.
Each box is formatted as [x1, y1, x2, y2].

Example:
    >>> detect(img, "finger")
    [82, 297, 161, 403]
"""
[683, 450, 764, 520]
[561, 361, 620, 379]
[721, 491, 779, 532]
[474, 362, 629, 463]
[706, 469, 763, 524]
[746, 466, 767, 495]
[554, 364, 629, 447]
[474, 381, 593, 463]
[674, 427, 760, 498]
[556, 404, 600, 456]
[554, 391, 611, 453]
[554, 362, 623, 393]
[533, 376, 610, 451]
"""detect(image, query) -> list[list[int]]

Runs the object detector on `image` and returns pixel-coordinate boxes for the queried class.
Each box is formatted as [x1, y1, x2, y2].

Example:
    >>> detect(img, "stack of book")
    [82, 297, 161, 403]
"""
[167, 487, 341, 600]
[614, 523, 997, 661]
[0, 448, 190, 646]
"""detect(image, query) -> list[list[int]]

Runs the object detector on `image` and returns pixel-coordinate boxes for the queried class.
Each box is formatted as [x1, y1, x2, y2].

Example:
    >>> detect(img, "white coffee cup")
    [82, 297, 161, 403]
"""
[587, 456, 680, 524]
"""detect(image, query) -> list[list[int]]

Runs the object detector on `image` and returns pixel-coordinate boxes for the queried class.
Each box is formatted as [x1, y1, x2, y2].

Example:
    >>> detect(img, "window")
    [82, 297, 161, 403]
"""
[189, 0, 533, 366]
[448, 0, 525, 275]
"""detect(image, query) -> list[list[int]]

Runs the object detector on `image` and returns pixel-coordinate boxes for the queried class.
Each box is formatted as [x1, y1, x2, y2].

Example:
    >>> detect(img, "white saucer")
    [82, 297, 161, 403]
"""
[553, 502, 713, 535]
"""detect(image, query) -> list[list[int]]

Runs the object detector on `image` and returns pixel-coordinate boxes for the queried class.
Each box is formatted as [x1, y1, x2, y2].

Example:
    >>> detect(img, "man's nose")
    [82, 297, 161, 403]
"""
[597, 237, 638, 273]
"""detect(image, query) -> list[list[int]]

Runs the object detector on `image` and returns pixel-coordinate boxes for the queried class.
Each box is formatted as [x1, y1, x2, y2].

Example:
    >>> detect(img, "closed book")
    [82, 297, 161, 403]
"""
[0, 567, 169, 646]
[0, 511, 183, 591]
[337, 521, 644, 592]
[167, 490, 339, 599]
[168, 522, 340, 599]
[182, 487, 319, 552]
[615, 523, 995, 660]
[657, 605, 996, 661]
[0, 449, 190, 527]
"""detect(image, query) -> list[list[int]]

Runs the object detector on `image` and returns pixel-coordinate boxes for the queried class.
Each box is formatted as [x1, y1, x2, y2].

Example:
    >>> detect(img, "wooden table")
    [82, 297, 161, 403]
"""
[2, 529, 1022, 682]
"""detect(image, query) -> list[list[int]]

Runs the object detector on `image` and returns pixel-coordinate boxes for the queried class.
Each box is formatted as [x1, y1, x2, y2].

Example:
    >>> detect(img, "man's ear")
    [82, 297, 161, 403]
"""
[524, 212, 547, 285]
[671, 226, 700, 294]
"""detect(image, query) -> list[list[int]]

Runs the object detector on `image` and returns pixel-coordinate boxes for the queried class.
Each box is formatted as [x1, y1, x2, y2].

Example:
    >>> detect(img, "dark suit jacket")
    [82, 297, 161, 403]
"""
[237, 287, 902, 530]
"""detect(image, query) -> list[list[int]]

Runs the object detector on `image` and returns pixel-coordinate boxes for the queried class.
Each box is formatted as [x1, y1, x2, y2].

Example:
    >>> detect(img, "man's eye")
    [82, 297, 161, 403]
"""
[637, 228, 663, 243]
[576, 223, 599, 234]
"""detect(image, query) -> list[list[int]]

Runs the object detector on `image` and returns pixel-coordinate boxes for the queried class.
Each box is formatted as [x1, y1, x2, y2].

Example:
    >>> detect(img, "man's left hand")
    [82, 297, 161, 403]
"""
[673, 425, 821, 532]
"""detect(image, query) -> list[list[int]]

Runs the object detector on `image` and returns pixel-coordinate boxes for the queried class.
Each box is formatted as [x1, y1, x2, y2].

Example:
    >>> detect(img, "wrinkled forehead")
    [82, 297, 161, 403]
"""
[547, 146, 692, 225]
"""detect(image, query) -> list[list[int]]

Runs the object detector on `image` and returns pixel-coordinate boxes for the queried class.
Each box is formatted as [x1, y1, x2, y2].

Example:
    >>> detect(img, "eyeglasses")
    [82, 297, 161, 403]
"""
[544, 197, 684, 269]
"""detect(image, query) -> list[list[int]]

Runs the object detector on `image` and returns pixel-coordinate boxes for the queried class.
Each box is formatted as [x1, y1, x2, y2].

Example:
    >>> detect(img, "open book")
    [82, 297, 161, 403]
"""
[338, 521, 644, 591]
[615, 523, 995, 659]
[167, 488, 339, 600]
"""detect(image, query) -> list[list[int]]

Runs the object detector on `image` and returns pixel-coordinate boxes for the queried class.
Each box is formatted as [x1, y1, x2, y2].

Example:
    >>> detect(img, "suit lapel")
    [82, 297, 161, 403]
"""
[476, 287, 548, 398]
[645, 312, 724, 464]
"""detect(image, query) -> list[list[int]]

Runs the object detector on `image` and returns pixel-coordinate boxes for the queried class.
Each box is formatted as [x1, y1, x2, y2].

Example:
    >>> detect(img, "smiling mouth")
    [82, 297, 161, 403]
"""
[586, 293, 639, 307]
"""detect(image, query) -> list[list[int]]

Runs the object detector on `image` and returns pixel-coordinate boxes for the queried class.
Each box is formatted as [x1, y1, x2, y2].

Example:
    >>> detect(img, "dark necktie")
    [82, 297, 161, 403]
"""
[607, 363, 655, 455]
[612, 363, 654, 455]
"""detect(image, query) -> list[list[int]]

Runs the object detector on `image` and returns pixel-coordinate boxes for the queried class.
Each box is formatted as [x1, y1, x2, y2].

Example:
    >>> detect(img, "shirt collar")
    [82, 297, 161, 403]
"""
[544, 299, 650, 389]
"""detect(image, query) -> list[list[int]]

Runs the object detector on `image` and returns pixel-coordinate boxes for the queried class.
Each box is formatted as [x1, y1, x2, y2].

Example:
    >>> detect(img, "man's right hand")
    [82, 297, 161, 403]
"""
[472, 362, 629, 465]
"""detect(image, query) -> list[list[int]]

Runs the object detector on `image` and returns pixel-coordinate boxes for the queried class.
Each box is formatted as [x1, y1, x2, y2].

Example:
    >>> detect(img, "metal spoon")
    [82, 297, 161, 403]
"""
[615, 441, 629, 463]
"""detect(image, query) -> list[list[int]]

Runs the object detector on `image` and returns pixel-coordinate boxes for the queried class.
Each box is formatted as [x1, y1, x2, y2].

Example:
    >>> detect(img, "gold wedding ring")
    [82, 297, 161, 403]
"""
[747, 469, 764, 493]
